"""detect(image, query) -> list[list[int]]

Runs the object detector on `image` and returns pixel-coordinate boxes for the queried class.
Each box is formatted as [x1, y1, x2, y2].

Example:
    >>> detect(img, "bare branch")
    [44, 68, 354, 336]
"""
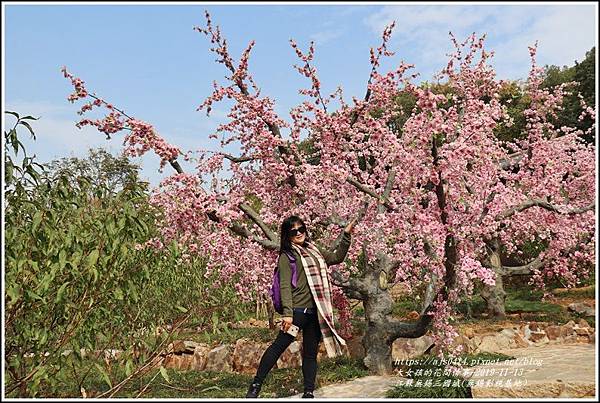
[476, 191, 497, 225]
[222, 153, 255, 163]
[377, 168, 396, 214]
[499, 151, 525, 170]
[329, 270, 368, 298]
[388, 309, 433, 339]
[206, 207, 278, 250]
[238, 202, 277, 242]
[500, 257, 543, 275]
[346, 176, 396, 212]
[497, 199, 595, 221]
[229, 221, 279, 250]
[499, 232, 594, 276]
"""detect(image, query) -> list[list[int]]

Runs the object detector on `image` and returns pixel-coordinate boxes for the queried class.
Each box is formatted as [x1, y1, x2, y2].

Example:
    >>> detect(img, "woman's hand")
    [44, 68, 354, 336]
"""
[281, 316, 293, 332]
[344, 217, 358, 234]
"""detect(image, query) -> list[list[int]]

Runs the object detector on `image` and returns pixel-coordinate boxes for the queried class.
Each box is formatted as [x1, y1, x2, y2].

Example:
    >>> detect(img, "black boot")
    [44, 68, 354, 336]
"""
[302, 391, 315, 398]
[246, 381, 262, 398]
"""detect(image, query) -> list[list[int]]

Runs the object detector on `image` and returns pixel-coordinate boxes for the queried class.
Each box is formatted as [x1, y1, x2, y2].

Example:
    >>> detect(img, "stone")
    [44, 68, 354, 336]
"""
[477, 333, 512, 352]
[277, 340, 303, 369]
[574, 327, 590, 336]
[205, 344, 234, 372]
[545, 326, 562, 341]
[577, 318, 591, 328]
[529, 331, 548, 343]
[405, 311, 420, 320]
[164, 354, 187, 370]
[172, 340, 199, 354]
[450, 335, 475, 354]
[562, 334, 578, 344]
[568, 303, 595, 317]
[499, 328, 518, 346]
[389, 282, 410, 299]
[560, 323, 575, 338]
[499, 328, 516, 338]
[316, 341, 329, 362]
[589, 333, 595, 344]
[192, 344, 211, 371]
[181, 355, 193, 370]
[513, 333, 530, 348]
[346, 335, 365, 359]
[392, 335, 434, 361]
[232, 338, 270, 374]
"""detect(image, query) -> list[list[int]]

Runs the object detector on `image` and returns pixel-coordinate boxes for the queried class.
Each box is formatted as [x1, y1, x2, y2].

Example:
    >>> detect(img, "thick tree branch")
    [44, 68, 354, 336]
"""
[500, 258, 543, 275]
[222, 153, 255, 163]
[329, 270, 368, 298]
[229, 221, 279, 250]
[238, 202, 277, 242]
[499, 232, 594, 276]
[377, 168, 396, 214]
[388, 306, 434, 339]
[476, 191, 497, 225]
[389, 132, 458, 340]
[346, 176, 396, 211]
[169, 160, 184, 174]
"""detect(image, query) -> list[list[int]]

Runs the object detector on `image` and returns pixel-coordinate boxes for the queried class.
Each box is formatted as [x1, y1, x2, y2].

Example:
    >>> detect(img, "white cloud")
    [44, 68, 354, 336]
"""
[491, 6, 596, 79]
[4, 99, 118, 162]
[309, 29, 344, 46]
[363, 4, 597, 81]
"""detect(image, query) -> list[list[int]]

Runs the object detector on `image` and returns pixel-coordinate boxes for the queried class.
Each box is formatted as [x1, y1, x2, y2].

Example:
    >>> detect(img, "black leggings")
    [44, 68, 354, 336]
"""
[252, 310, 322, 392]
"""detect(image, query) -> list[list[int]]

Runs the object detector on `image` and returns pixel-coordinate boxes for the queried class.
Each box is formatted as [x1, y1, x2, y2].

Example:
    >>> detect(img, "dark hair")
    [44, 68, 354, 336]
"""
[280, 215, 310, 253]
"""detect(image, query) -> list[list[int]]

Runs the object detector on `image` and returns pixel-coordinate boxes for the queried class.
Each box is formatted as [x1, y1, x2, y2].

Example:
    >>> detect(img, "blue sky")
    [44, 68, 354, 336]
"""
[4, 2, 597, 187]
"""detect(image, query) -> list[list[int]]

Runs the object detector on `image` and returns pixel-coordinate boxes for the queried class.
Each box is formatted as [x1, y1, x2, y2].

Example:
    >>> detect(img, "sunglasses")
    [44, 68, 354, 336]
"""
[289, 226, 306, 237]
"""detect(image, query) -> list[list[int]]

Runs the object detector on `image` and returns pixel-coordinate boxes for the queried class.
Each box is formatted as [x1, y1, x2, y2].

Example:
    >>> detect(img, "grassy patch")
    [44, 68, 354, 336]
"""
[504, 298, 563, 314]
[455, 295, 487, 317]
[454, 285, 587, 325]
[391, 295, 422, 318]
[26, 353, 368, 398]
[552, 284, 595, 298]
[316, 355, 369, 384]
[387, 352, 514, 398]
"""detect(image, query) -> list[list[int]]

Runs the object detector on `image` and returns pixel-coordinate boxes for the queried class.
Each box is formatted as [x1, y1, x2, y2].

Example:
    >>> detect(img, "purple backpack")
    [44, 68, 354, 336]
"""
[270, 251, 298, 314]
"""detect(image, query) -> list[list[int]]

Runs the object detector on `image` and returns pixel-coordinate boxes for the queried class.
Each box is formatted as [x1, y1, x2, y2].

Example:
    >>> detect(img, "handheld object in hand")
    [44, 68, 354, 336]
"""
[285, 324, 300, 337]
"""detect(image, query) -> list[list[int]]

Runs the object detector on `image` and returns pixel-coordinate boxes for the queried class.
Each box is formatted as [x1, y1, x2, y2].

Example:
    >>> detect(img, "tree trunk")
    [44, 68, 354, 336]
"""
[267, 300, 275, 330]
[481, 240, 506, 318]
[481, 269, 506, 318]
[361, 273, 395, 375]
[362, 320, 393, 375]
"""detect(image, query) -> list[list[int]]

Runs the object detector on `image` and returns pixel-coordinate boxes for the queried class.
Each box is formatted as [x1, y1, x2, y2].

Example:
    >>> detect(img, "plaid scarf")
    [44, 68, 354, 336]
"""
[292, 242, 346, 358]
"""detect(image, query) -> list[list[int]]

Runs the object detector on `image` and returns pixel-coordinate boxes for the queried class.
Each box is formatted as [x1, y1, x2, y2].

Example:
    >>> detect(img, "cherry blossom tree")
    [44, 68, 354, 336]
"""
[62, 13, 595, 374]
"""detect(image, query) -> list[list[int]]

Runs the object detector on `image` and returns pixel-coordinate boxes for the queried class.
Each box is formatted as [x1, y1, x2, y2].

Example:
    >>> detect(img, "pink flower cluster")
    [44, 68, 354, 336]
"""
[62, 16, 595, 351]
[61, 67, 181, 168]
[123, 119, 181, 171]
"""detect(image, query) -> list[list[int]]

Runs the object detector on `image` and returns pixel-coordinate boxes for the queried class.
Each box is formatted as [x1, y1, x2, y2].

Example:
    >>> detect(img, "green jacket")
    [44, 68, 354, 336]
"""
[278, 231, 351, 317]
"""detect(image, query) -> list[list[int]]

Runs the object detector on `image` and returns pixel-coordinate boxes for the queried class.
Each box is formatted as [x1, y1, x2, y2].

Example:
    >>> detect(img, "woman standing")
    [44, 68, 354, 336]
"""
[246, 215, 356, 398]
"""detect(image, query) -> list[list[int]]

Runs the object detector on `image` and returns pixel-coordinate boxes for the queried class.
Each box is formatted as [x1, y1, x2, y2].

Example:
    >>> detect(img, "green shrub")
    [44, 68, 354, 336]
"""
[3, 112, 252, 397]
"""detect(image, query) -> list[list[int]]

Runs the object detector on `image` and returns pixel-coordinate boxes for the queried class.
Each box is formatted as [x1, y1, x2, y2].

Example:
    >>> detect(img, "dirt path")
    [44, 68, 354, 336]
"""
[286, 344, 596, 398]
